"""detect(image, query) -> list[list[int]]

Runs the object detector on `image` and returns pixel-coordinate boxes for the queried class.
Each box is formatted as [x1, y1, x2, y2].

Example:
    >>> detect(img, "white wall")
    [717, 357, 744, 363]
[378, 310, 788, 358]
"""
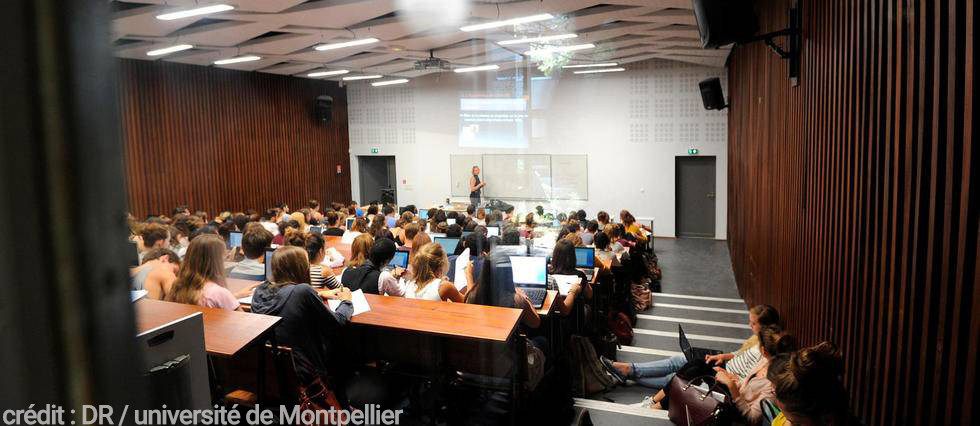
[346, 58, 728, 239]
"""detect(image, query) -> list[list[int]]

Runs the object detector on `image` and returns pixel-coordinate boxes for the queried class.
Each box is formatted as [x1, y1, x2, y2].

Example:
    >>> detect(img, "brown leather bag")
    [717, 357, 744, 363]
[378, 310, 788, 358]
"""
[666, 375, 733, 426]
[298, 376, 347, 426]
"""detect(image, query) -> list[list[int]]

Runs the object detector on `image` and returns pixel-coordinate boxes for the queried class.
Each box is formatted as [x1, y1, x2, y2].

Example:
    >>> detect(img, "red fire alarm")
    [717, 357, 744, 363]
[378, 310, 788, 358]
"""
[336, 164, 342, 175]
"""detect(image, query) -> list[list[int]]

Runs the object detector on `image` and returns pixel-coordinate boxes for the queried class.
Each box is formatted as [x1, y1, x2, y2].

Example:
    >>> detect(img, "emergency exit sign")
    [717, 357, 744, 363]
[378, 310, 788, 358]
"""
[687, 148, 699, 155]
[371, 147, 380, 154]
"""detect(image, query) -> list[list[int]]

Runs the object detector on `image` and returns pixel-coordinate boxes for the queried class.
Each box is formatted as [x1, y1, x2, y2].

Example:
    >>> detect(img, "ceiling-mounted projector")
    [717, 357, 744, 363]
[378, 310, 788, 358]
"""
[414, 50, 451, 70]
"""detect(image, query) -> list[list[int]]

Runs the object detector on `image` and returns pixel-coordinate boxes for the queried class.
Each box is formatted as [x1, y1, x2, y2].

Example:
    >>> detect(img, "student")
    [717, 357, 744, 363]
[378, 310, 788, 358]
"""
[166, 234, 253, 310]
[272, 220, 300, 245]
[473, 207, 487, 226]
[139, 223, 171, 263]
[521, 213, 536, 239]
[603, 224, 630, 258]
[345, 234, 374, 270]
[403, 243, 469, 302]
[501, 227, 521, 245]
[448, 232, 487, 287]
[446, 223, 463, 239]
[709, 325, 796, 424]
[596, 211, 610, 228]
[408, 231, 431, 266]
[348, 217, 368, 235]
[368, 214, 393, 240]
[284, 230, 340, 289]
[391, 212, 414, 243]
[603, 305, 781, 389]
[308, 199, 323, 223]
[563, 232, 584, 247]
[400, 223, 421, 250]
[466, 259, 540, 329]
[229, 225, 273, 276]
[576, 209, 587, 222]
[620, 210, 648, 242]
[289, 211, 308, 232]
[249, 246, 353, 385]
[320, 211, 344, 236]
[371, 238, 406, 296]
[339, 235, 384, 295]
[550, 240, 591, 316]
[131, 248, 180, 299]
[580, 221, 598, 246]
[768, 342, 854, 425]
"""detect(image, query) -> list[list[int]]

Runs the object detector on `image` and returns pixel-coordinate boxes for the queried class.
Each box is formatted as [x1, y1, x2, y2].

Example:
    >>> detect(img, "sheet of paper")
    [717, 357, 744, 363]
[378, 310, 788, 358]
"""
[454, 248, 470, 290]
[552, 274, 582, 296]
[340, 232, 357, 244]
[238, 295, 252, 305]
[327, 289, 371, 316]
[130, 290, 148, 302]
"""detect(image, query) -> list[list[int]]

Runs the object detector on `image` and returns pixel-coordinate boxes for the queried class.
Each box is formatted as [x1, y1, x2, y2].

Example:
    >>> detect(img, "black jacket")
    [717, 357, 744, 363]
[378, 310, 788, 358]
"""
[323, 227, 345, 236]
[340, 260, 382, 295]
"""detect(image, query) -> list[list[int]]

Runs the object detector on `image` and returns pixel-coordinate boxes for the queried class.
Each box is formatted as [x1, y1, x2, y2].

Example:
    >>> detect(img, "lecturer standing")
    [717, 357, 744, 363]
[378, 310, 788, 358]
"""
[469, 165, 485, 207]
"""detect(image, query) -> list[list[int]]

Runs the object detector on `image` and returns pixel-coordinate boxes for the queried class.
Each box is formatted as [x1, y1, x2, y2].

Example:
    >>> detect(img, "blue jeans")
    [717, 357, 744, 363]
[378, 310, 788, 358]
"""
[630, 354, 687, 389]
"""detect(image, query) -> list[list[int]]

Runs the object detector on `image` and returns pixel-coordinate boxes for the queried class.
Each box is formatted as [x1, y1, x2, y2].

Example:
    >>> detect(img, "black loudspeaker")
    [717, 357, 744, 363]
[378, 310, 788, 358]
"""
[314, 95, 333, 123]
[698, 77, 727, 110]
[691, 0, 759, 48]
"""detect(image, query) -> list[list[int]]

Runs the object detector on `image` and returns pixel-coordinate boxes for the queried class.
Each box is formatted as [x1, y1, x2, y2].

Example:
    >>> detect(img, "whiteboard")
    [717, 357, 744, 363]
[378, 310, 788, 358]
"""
[482, 155, 552, 200]
[450, 155, 483, 197]
[551, 155, 589, 200]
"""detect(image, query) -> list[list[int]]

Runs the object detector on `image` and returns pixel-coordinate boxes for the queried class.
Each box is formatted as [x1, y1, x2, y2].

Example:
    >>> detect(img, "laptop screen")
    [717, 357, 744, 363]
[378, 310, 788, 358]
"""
[433, 237, 460, 254]
[419, 210, 429, 220]
[462, 231, 474, 237]
[309, 226, 322, 234]
[264, 249, 275, 282]
[386, 216, 397, 228]
[486, 225, 500, 237]
[678, 325, 693, 356]
[345, 217, 355, 229]
[447, 218, 456, 225]
[509, 256, 547, 287]
[388, 250, 409, 269]
[574, 247, 595, 268]
[228, 231, 243, 249]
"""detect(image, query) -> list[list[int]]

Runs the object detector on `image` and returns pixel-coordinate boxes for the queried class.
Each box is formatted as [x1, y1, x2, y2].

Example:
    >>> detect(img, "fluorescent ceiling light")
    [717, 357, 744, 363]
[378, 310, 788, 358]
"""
[314, 38, 379, 51]
[498, 33, 577, 45]
[573, 67, 625, 74]
[525, 43, 595, 55]
[342, 75, 384, 81]
[213, 55, 261, 65]
[454, 64, 500, 73]
[307, 70, 350, 77]
[146, 44, 193, 56]
[156, 4, 234, 20]
[562, 62, 618, 69]
[460, 13, 553, 32]
[372, 79, 409, 87]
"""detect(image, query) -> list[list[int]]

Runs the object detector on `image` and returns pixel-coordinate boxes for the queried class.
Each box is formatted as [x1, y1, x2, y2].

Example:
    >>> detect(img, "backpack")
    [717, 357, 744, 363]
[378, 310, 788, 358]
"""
[631, 282, 652, 312]
[606, 311, 634, 346]
[566, 335, 618, 397]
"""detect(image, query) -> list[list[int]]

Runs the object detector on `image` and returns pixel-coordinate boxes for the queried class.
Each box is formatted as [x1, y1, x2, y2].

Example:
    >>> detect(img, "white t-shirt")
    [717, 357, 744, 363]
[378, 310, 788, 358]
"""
[404, 278, 443, 301]
[261, 221, 279, 236]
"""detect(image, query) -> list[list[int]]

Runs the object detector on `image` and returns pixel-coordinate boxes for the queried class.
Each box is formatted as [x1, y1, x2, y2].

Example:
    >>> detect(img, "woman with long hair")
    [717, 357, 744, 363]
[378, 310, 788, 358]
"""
[166, 234, 253, 310]
[550, 239, 591, 316]
[403, 242, 469, 302]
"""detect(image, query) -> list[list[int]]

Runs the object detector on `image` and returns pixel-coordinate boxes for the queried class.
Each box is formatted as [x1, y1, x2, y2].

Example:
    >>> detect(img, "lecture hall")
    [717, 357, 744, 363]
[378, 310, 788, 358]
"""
[0, 0, 975, 425]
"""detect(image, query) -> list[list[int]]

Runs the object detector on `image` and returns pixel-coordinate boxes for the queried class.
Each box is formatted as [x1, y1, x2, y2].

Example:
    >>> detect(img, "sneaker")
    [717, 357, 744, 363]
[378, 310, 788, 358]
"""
[599, 356, 628, 384]
[629, 395, 656, 409]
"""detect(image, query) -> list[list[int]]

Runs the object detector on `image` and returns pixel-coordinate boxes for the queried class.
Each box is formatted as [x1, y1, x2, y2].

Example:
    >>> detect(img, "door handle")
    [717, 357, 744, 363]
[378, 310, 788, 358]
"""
[706, 192, 715, 199]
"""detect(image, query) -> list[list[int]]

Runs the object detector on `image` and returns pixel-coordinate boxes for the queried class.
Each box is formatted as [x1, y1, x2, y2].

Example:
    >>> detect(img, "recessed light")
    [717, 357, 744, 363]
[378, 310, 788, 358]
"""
[146, 44, 194, 56]
[498, 34, 577, 45]
[572, 67, 625, 74]
[213, 55, 261, 65]
[372, 79, 409, 87]
[343, 75, 384, 81]
[156, 4, 234, 21]
[314, 38, 379, 51]
[307, 70, 350, 77]
[460, 13, 554, 32]
[562, 62, 619, 69]
[525, 43, 595, 55]
[454, 64, 500, 73]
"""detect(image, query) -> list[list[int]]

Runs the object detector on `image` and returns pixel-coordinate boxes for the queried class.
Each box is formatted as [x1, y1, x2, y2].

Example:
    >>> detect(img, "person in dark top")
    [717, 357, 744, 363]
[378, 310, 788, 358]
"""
[322, 211, 345, 236]
[250, 246, 352, 384]
[469, 165, 485, 207]
[550, 239, 591, 317]
[340, 246, 383, 295]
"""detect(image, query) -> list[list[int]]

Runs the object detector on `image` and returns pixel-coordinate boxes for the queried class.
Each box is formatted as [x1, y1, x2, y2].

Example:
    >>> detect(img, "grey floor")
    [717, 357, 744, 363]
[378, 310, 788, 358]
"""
[574, 238, 747, 426]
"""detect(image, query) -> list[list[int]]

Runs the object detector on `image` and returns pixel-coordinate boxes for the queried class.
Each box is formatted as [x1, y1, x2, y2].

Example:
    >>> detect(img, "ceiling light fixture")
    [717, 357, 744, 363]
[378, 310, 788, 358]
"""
[562, 62, 618, 69]
[572, 67, 626, 74]
[146, 44, 194, 56]
[342, 75, 384, 81]
[156, 4, 234, 21]
[498, 33, 577, 45]
[525, 43, 595, 55]
[307, 70, 350, 77]
[372, 79, 409, 87]
[454, 64, 500, 73]
[460, 13, 554, 32]
[213, 55, 261, 65]
[314, 38, 380, 51]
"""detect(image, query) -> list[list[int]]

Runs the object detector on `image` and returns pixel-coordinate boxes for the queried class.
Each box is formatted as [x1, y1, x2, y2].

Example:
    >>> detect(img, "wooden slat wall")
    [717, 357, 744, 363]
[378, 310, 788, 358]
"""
[118, 59, 351, 218]
[727, 0, 976, 424]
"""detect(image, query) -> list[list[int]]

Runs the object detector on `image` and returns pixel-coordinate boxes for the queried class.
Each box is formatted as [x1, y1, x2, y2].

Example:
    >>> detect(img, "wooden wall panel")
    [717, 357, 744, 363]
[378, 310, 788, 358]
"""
[118, 59, 351, 218]
[727, 0, 976, 424]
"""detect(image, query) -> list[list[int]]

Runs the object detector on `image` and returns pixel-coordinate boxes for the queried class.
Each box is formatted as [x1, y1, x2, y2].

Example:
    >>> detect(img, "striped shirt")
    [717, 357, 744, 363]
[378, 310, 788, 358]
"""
[310, 264, 340, 289]
[726, 344, 762, 380]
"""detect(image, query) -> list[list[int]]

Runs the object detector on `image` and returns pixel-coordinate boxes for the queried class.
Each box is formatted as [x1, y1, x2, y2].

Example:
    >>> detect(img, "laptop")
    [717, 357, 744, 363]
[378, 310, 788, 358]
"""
[228, 231, 243, 249]
[433, 237, 460, 254]
[679, 324, 722, 362]
[387, 249, 409, 269]
[447, 218, 456, 225]
[418, 209, 429, 220]
[486, 225, 500, 237]
[309, 226, 322, 234]
[345, 217, 355, 229]
[385, 216, 397, 228]
[462, 231, 474, 237]
[509, 256, 548, 308]
[574, 246, 596, 280]
[263, 249, 275, 282]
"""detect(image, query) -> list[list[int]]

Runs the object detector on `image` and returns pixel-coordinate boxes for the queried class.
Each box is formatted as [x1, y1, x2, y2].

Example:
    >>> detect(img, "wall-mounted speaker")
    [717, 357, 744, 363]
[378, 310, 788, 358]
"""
[698, 77, 727, 110]
[691, 0, 759, 48]
[314, 95, 333, 123]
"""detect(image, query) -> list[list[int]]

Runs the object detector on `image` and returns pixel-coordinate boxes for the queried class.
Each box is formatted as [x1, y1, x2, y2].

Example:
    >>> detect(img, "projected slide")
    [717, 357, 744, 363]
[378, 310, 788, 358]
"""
[459, 96, 529, 148]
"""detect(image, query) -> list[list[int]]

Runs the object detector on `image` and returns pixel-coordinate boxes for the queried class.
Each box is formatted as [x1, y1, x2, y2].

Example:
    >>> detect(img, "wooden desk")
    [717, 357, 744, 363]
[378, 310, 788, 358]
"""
[135, 299, 281, 357]
[536, 290, 558, 316]
[355, 293, 520, 341]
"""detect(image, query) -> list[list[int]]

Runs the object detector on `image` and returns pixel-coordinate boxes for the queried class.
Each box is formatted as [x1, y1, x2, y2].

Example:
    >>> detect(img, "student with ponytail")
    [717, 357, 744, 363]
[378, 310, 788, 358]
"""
[710, 324, 798, 424]
[283, 229, 340, 289]
[767, 341, 854, 425]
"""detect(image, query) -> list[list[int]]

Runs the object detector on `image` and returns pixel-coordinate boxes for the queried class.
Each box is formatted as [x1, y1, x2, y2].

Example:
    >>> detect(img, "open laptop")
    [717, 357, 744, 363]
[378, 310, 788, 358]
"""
[309, 226, 322, 234]
[486, 225, 500, 237]
[679, 324, 722, 362]
[345, 217, 355, 229]
[418, 209, 429, 220]
[263, 249, 275, 282]
[228, 231, 243, 250]
[433, 237, 460, 254]
[387, 249, 409, 269]
[574, 246, 596, 280]
[509, 256, 548, 308]
[447, 218, 456, 225]
[385, 216, 397, 228]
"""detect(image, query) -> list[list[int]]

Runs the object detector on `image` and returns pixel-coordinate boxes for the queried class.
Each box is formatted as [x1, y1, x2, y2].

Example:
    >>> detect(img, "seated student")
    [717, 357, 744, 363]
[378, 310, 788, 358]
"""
[521, 213, 536, 239]
[768, 342, 854, 426]
[446, 223, 463, 239]
[340, 234, 383, 294]
[139, 223, 171, 263]
[473, 206, 487, 226]
[563, 232, 584, 247]
[447, 232, 488, 286]
[603, 224, 631, 259]
[620, 210, 648, 242]
[284, 230, 340, 289]
[602, 305, 780, 389]
[229, 224, 273, 276]
[308, 199, 323, 224]
[403, 243, 470, 302]
[391, 212, 414, 243]
[550, 240, 591, 316]
[580, 221, 598, 246]
[500, 227, 521, 245]
[289, 211, 308, 232]
[249, 246, 353, 386]
[594, 232, 621, 268]
[272, 220, 299, 245]
[166, 234, 254, 310]
[347, 217, 368, 236]
[709, 325, 796, 424]
[321, 211, 345, 236]
[556, 213, 568, 226]
[399, 223, 421, 250]
[368, 214, 393, 240]
[131, 248, 180, 299]
[344, 233, 374, 270]
[596, 211, 610, 228]
[371, 238, 406, 296]
[576, 209, 587, 222]
[465, 252, 544, 352]
[408, 231, 431, 265]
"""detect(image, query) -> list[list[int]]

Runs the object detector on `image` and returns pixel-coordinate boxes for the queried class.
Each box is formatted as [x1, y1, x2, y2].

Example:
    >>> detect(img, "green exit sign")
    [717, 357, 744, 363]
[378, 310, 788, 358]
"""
[370, 147, 380, 154]
[688, 148, 699, 155]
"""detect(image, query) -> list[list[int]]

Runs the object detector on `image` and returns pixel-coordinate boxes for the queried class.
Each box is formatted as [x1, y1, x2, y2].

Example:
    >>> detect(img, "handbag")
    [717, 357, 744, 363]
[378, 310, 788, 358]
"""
[298, 376, 347, 426]
[666, 375, 733, 426]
